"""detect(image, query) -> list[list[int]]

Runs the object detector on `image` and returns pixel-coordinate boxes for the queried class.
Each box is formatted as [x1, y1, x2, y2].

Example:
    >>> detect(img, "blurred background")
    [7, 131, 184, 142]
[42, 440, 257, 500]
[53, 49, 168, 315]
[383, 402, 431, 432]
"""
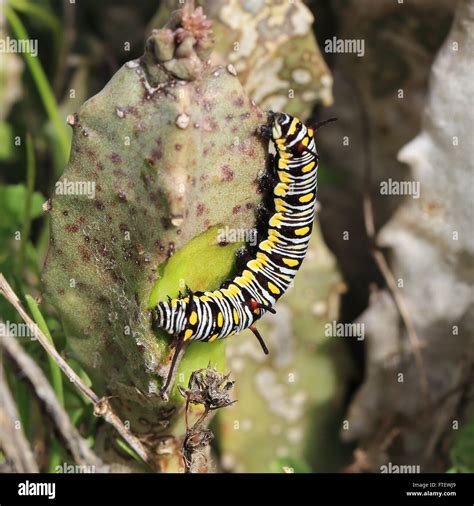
[0, 0, 473, 474]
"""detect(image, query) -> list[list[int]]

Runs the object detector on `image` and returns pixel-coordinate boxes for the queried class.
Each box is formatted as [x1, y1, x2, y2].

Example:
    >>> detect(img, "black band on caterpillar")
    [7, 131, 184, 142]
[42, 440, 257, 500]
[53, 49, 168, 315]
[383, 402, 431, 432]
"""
[155, 111, 321, 400]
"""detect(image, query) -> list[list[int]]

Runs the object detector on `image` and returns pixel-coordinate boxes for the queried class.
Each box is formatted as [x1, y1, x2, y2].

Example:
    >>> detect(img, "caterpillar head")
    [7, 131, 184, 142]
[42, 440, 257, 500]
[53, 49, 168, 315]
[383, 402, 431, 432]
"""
[259, 111, 303, 143]
[270, 111, 293, 140]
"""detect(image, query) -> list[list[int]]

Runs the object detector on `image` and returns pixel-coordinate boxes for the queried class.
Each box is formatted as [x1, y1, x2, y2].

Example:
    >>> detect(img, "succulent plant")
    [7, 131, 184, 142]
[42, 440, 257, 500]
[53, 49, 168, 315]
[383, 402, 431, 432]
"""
[150, 0, 333, 120]
[42, 6, 267, 470]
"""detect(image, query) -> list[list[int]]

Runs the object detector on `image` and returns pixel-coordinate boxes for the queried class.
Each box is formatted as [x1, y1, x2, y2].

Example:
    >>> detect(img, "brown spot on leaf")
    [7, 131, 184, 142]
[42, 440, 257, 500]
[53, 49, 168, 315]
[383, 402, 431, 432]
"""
[79, 246, 91, 262]
[110, 153, 122, 164]
[65, 223, 79, 233]
[221, 165, 234, 182]
[196, 203, 207, 216]
[151, 147, 162, 160]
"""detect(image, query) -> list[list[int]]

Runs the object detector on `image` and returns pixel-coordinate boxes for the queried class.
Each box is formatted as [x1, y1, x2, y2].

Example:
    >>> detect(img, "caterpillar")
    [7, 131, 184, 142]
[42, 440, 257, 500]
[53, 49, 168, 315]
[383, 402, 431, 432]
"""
[154, 111, 332, 400]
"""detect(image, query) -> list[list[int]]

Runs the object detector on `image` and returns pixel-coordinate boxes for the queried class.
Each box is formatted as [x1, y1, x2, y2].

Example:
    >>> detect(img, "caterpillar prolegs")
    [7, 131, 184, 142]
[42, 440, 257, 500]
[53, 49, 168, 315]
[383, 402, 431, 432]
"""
[154, 111, 330, 400]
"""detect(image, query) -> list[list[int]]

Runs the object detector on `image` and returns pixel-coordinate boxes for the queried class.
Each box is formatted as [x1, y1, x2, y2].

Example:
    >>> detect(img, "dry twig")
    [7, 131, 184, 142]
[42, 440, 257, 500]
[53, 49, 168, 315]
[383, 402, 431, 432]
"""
[353, 82, 432, 403]
[0, 273, 151, 467]
[1, 328, 102, 468]
[0, 354, 39, 473]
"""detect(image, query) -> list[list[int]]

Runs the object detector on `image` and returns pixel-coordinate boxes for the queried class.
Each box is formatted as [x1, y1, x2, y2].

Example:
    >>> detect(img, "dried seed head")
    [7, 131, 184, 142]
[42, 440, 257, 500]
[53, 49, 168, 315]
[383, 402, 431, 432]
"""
[178, 365, 235, 410]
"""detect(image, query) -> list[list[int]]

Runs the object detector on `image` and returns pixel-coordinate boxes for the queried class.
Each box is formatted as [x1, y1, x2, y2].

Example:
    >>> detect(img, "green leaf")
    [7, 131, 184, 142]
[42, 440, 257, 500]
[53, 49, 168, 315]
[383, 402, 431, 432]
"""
[148, 225, 242, 307]
[115, 438, 142, 463]
[0, 122, 14, 161]
[5, 5, 70, 171]
[0, 184, 44, 232]
[148, 225, 243, 401]
[450, 416, 474, 472]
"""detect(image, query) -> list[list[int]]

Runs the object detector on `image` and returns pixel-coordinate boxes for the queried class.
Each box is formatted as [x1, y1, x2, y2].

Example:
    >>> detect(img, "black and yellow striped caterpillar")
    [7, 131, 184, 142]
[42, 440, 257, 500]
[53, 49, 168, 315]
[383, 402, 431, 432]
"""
[154, 111, 329, 399]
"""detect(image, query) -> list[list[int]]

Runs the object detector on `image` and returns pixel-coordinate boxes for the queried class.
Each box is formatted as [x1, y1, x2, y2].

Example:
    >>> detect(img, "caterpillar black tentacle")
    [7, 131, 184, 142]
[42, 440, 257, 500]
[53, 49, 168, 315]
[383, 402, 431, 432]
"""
[154, 111, 324, 400]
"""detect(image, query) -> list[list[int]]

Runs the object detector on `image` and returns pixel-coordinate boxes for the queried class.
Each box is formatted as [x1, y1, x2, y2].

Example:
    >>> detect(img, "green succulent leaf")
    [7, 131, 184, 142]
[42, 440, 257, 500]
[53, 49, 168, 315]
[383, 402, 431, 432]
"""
[449, 416, 474, 473]
[149, 225, 243, 402]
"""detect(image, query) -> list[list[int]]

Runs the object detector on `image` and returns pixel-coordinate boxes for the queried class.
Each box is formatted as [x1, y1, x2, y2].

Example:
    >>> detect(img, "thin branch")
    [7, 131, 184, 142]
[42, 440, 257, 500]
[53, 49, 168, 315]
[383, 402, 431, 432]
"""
[0, 354, 39, 473]
[352, 81, 432, 403]
[0, 274, 152, 467]
[1, 329, 101, 468]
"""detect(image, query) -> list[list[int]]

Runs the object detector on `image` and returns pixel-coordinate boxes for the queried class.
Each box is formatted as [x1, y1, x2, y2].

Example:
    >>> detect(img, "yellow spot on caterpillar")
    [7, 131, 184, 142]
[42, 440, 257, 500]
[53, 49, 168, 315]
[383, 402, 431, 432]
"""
[302, 136, 309, 146]
[229, 284, 241, 296]
[269, 213, 284, 227]
[295, 226, 310, 236]
[268, 282, 280, 295]
[214, 291, 223, 300]
[243, 270, 255, 282]
[302, 161, 316, 173]
[184, 329, 193, 340]
[299, 193, 314, 203]
[276, 138, 286, 146]
[307, 128, 314, 137]
[183, 297, 189, 303]
[248, 259, 262, 271]
[259, 240, 273, 251]
[275, 198, 287, 212]
[279, 151, 290, 159]
[189, 311, 197, 325]
[233, 308, 239, 324]
[171, 299, 178, 308]
[209, 333, 219, 342]
[217, 312, 223, 327]
[288, 117, 299, 135]
[274, 183, 289, 196]
[268, 229, 281, 238]
[228, 330, 235, 337]
[200, 296, 211, 302]
[283, 258, 299, 267]
[278, 159, 288, 169]
[235, 276, 247, 287]
[278, 171, 291, 183]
